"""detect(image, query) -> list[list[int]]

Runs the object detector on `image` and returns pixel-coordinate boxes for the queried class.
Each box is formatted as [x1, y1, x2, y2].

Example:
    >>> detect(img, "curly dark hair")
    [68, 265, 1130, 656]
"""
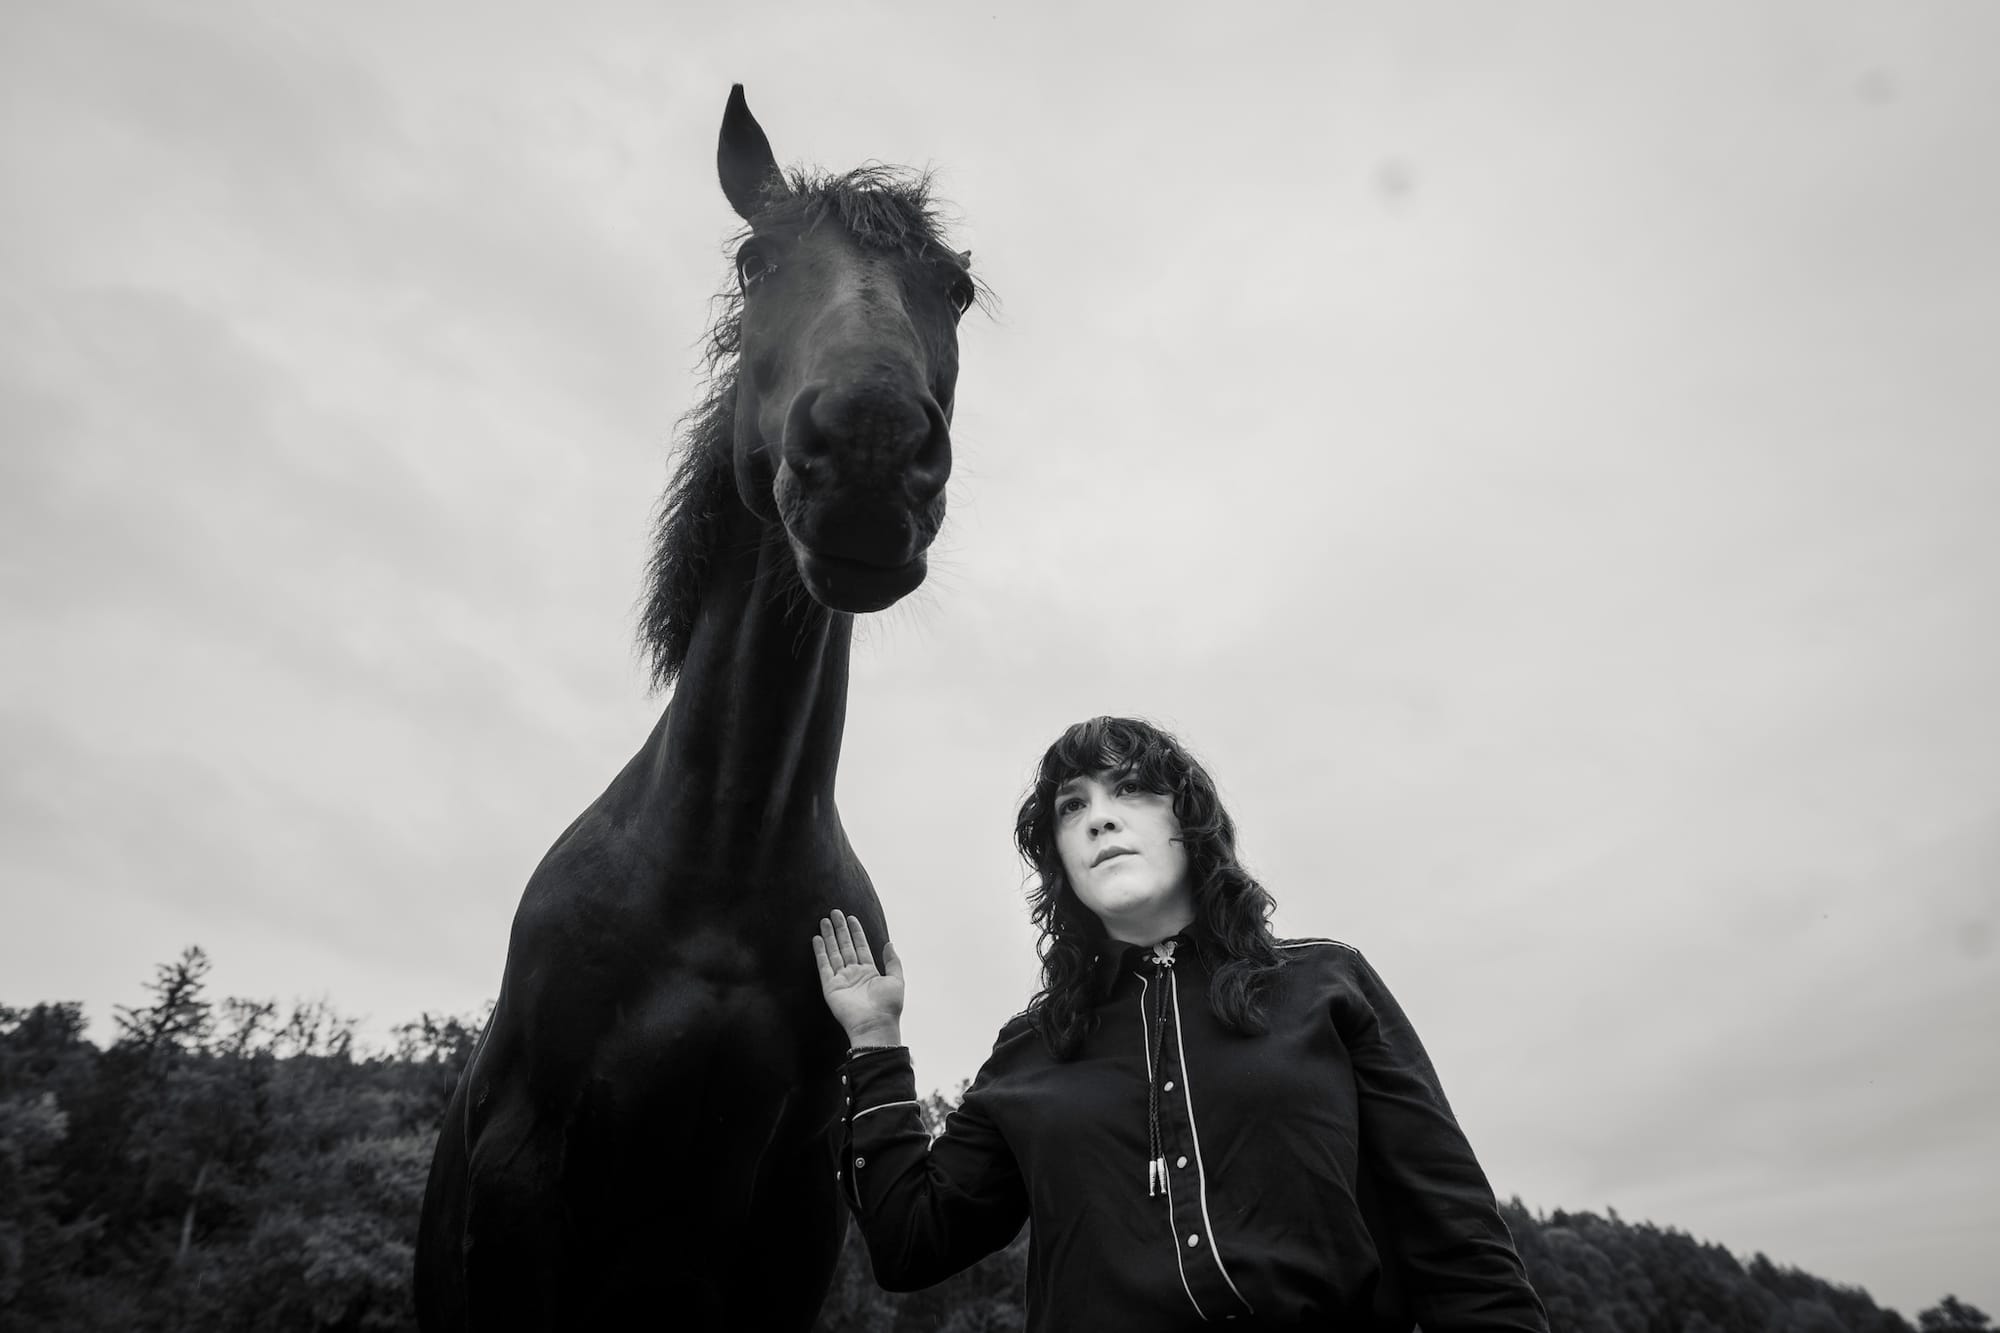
[1014, 716, 1287, 1060]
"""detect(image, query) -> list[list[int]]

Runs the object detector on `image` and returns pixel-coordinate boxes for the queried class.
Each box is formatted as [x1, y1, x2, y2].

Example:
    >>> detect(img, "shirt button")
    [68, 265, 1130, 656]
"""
[854, 1157, 866, 1169]
[1176, 1155, 1188, 1168]
[1163, 1080, 1174, 1092]
[1187, 1233, 1201, 1248]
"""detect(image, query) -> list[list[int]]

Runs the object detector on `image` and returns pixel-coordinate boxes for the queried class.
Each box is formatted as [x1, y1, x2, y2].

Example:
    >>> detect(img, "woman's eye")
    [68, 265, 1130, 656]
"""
[737, 247, 774, 289]
[1117, 780, 1143, 796]
[1057, 798, 1082, 817]
[947, 278, 974, 317]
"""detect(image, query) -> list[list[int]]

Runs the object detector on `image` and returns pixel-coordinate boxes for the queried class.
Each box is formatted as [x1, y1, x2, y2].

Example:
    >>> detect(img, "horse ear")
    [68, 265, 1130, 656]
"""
[718, 84, 788, 222]
[958, 249, 972, 266]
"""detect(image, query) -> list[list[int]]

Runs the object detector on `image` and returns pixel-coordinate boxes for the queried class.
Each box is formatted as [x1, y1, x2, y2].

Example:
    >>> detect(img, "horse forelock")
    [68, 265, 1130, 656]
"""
[777, 165, 951, 256]
[639, 164, 979, 693]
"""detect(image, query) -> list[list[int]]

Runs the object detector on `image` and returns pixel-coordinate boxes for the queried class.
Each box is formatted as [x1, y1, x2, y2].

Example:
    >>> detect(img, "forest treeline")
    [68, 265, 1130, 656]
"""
[0, 948, 1988, 1333]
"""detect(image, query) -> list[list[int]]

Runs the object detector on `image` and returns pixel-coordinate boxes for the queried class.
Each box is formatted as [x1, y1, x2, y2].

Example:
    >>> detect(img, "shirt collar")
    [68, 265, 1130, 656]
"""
[1088, 927, 1206, 1001]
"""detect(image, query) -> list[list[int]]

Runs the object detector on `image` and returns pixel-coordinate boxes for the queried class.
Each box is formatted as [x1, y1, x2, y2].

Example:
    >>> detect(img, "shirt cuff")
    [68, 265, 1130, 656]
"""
[842, 1044, 918, 1113]
[838, 1046, 923, 1212]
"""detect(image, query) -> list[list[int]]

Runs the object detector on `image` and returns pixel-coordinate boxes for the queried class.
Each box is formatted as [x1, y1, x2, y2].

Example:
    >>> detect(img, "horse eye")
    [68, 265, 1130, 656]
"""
[947, 277, 975, 317]
[737, 246, 773, 289]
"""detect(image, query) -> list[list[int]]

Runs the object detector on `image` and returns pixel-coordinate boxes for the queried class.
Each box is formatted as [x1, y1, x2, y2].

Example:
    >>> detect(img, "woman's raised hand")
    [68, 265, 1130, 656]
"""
[812, 910, 905, 1047]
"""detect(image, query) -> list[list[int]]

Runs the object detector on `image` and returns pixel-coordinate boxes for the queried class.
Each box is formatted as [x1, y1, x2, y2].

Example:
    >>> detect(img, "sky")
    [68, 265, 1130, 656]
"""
[3, 0, 1996, 1319]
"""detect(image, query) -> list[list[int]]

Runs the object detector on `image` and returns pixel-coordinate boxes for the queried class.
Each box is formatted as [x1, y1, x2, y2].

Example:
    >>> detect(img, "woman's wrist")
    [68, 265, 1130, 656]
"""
[844, 1021, 903, 1048]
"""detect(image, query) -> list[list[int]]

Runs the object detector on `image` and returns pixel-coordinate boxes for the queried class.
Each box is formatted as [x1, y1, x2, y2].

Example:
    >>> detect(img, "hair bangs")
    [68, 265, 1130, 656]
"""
[1040, 717, 1186, 793]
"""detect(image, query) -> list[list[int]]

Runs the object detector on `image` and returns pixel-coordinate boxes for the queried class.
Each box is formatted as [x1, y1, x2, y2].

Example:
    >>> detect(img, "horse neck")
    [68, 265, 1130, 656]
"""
[648, 498, 855, 866]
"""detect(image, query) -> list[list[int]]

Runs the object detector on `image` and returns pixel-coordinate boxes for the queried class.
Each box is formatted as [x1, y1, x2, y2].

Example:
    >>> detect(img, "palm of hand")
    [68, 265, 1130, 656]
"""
[812, 910, 904, 1038]
[823, 958, 903, 1027]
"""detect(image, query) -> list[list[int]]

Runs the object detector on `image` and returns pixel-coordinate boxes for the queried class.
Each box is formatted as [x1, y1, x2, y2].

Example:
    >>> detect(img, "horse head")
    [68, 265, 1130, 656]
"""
[715, 85, 975, 614]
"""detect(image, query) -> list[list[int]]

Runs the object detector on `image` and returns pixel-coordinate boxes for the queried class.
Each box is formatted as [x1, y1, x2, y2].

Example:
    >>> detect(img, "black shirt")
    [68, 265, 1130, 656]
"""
[837, 935, 1548, 1332]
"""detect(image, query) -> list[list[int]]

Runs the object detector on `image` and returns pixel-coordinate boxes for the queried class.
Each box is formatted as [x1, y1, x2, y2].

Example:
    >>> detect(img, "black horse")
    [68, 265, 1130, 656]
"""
[415, 86, 979, 1331]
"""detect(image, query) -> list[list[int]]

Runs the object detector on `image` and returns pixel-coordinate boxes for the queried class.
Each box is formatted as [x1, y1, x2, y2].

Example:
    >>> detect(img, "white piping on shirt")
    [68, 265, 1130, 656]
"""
[1170, 970, 1254, 1316]
[1141, 972, 1208, 1322]
[1276, 938, 1357, 953]
[852, 1098, 920, 1122]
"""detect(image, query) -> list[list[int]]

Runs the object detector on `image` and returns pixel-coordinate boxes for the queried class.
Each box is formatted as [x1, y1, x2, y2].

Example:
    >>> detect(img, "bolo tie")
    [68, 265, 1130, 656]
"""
[1145, 939, 1176, 1196]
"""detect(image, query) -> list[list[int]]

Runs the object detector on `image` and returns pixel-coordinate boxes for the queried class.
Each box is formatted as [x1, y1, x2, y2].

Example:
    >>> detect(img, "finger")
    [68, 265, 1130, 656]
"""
[882, 939, 904, 981]
[832, 911, 860, 967]
[810, 935, 834, 983]
[848, 918, 878, 971]
[819, 915, 840, 963]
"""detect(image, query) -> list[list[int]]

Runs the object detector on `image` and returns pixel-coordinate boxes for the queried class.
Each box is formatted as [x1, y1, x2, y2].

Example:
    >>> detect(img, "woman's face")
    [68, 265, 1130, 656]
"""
[1053, 767, 1194, 945]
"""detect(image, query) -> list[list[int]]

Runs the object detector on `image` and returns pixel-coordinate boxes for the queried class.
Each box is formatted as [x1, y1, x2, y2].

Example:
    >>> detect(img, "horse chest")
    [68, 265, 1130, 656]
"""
[598, 939, 834, 1091]
[544, 972, 834, 1199]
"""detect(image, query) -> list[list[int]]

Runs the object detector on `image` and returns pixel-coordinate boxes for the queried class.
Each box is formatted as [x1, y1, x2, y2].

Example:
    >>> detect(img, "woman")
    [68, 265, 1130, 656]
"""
[812, 716, 1546, 1332]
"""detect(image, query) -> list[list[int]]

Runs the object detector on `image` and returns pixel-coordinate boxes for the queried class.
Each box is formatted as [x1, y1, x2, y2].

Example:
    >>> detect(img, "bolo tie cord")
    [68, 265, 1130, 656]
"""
[1146, 944, 1175, 1196]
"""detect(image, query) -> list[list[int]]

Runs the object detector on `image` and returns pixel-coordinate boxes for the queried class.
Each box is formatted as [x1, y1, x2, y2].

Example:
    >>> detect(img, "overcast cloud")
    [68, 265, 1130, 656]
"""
[3, 0, 1995, 1318]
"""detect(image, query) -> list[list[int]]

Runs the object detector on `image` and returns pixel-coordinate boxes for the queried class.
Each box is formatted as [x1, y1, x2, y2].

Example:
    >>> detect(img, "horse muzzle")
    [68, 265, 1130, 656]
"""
[790, 543, 930, 613]
[773, 377, 950, 611]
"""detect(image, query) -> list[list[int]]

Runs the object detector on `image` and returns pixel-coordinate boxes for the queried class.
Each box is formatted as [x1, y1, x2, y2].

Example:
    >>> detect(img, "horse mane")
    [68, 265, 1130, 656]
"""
[638, 164, 982, 691]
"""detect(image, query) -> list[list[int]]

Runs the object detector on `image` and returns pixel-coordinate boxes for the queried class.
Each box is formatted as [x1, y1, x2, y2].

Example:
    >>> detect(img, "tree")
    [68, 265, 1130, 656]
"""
[113, 947, 215, 1055]
[387, 1007, 487, 1132]
[0, 1002, 89, 1094]
[1919, 1298, 1992, 1333]
[0, 1092, 76, 1312]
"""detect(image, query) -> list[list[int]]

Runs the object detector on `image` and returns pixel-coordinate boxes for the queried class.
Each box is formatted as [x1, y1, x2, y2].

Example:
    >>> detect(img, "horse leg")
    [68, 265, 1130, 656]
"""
[459, 1112, 578, 1333]
[728, 1127, 849, 1332]
[414, 1073, 473, 1332]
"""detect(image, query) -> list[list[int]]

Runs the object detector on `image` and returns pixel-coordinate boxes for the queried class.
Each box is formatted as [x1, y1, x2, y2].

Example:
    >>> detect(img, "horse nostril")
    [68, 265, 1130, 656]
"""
[784, 387, 832, 473]
[785, 381, 938, 484]
[905, 402, 951, 504]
